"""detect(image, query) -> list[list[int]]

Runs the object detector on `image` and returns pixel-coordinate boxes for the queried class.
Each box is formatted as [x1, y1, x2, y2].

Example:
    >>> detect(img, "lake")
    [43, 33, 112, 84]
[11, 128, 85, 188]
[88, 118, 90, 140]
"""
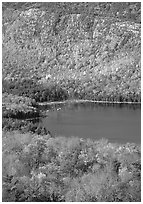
[40, 102, 141, 144]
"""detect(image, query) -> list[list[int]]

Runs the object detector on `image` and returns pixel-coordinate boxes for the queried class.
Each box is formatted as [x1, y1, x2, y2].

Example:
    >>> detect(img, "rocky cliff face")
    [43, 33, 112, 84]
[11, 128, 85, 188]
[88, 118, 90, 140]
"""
[2, 2, 141, 101]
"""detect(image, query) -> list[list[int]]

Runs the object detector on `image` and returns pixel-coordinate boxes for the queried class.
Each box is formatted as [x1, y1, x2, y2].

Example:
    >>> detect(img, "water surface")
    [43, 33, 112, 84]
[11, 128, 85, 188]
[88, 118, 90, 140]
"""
[41, 103, 141, 144]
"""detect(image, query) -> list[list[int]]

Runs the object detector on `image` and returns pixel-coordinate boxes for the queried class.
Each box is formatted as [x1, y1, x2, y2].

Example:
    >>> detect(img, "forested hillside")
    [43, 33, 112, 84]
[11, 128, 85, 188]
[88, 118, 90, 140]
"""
[2, 2, 141, 102]
[2, 3, 141, 202]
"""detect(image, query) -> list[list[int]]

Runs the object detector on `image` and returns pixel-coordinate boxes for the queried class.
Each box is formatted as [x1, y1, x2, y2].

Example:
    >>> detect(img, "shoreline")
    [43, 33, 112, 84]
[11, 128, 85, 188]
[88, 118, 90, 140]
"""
[38, 99, 141, 106]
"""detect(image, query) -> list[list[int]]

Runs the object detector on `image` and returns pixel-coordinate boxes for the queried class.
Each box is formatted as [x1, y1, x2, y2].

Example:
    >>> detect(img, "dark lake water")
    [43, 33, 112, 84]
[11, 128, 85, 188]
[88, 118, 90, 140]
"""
[40, 102, 141, 144]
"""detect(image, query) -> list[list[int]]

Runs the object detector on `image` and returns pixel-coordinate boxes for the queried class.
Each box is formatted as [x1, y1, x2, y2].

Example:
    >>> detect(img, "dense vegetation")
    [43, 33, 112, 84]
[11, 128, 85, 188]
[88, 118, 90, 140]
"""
[2, 2, 141, 103]
[2, 92, 39, 118]
[2, 79, 69, 102]
[3, 131, 141, 202]
[2, 2, 141, 202]
[2, 76, 141, 103]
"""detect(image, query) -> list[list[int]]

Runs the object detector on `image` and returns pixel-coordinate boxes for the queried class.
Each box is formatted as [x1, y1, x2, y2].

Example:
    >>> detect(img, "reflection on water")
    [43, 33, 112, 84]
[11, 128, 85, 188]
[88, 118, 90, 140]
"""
[40, 103, 141, 144]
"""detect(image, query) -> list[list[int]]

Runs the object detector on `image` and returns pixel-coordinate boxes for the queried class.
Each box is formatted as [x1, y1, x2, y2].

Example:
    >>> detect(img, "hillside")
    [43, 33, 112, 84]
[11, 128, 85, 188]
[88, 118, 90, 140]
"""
[2, 2, 141, 102]
[2, 3, 141, 202]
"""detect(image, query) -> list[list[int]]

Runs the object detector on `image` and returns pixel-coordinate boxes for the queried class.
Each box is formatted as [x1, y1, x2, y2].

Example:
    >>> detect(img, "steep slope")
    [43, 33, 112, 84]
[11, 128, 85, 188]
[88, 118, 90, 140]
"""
[2, 2, 141, 102]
